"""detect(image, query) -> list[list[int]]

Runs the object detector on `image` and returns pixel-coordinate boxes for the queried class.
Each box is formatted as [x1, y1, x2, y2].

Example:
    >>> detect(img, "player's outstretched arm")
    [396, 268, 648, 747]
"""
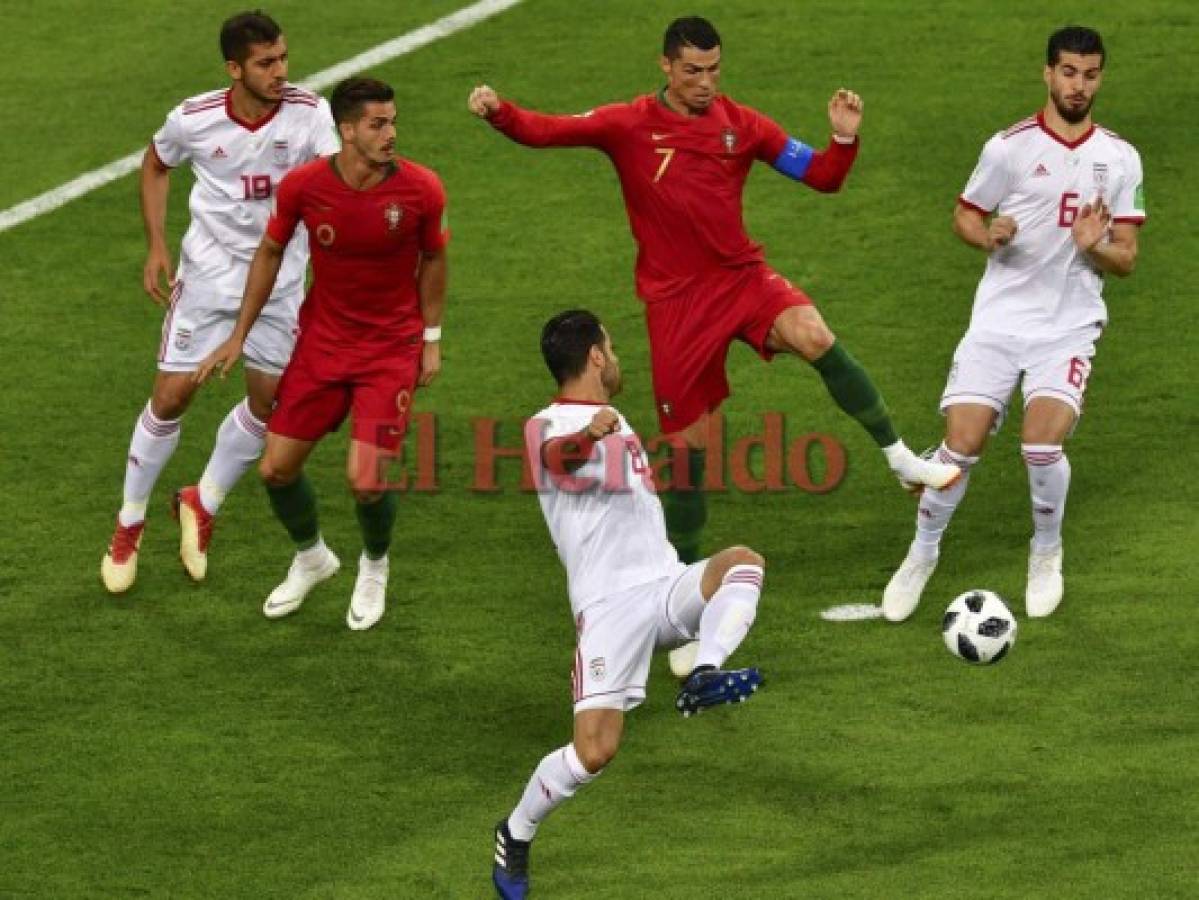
[769, 90, 862, 193]
[140, 146, 174, 305]
[417, 248, 447, 387]
[1074, 201, 1137, 276]
[193, 236, 285, 384]
[953, 204, 1017, 251]
[468, 83, 613, 149]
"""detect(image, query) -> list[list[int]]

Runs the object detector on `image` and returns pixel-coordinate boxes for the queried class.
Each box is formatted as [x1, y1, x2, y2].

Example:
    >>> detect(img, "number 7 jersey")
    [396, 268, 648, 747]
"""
[151, 86, 339, 303]
[958, 111, 1146, 335]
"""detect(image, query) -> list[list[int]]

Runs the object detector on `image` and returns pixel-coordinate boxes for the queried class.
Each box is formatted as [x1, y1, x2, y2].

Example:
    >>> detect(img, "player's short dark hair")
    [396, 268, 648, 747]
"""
[663, 16, 721, 59]
[219, 10, 283, 64]
[1047, 26, 1105, 68]
[541, 310, 605, 386]
[330, 77, 395, 125]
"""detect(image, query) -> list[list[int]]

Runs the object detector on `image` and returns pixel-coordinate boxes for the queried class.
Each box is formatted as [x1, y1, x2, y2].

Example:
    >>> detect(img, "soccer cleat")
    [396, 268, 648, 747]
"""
[346, 553, 388, 631]
[492, 819, 530, 900]
[667, 641, 699, 679]
[101, 519, 145, 594]
[1025, 543, 1064, 618]
[172, 486, 214, 582]
[888, 443, 962, 494]
[675, 665, 763, 718]
[262, 546, 340, 619]
[882, 549, 939, 622]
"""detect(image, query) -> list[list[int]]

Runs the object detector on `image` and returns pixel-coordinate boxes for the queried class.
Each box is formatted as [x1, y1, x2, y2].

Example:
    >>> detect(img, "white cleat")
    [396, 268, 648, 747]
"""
[668, 641, 699, 679]
[1026, 543, 1064, 618]
[882, 548, 939, 622]
[263, 546, 340, 619]
[886, 442, 962, 493]
[101, 519, 145, 595]
[347, 553, 388, 631]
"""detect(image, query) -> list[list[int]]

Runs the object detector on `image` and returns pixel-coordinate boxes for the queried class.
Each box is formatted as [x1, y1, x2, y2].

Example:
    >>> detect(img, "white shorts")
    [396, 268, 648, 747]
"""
[157, 277, 302, 376]
[571, 560, 708, 713]
[939, 325, 1101, 432]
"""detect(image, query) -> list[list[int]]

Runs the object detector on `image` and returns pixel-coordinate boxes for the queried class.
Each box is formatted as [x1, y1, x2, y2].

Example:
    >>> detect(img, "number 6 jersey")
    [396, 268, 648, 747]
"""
[151, 86, 339, 306]
[957, 111, 1145, 336]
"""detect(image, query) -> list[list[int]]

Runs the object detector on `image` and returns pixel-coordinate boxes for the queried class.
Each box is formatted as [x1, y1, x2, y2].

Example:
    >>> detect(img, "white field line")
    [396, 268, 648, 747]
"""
[0, 0, 523, 235]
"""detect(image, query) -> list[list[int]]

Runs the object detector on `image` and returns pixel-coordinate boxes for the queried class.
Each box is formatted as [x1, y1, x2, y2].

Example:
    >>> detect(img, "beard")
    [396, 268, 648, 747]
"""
[1051, 90, 1094, 124]
[601, 364, 622, 398]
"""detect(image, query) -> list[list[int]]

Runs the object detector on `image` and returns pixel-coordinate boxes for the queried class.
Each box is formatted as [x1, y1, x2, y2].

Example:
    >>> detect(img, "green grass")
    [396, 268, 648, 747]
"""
[1, 0, 1197, 896]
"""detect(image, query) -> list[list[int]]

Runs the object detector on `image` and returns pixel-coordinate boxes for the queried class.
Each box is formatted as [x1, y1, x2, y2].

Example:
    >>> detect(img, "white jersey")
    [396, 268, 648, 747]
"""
[526, 401, 680, 616]
[151, 85, 339, 306]
[959, 112, 1145, 336]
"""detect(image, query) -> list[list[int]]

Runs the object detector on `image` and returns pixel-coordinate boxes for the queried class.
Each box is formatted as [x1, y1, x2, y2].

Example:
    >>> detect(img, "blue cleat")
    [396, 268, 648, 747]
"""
[675, 664, 764, 718]
[493, 819, 530, 899]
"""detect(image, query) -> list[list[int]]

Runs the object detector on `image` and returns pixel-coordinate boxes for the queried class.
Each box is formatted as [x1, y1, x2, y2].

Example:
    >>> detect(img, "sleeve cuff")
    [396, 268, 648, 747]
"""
[957, 196, 992, 215]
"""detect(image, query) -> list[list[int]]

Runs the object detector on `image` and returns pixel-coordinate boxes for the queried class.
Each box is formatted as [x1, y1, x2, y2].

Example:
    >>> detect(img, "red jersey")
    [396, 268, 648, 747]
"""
[488, 93, 857, 303]
[266, 156, 448, 351]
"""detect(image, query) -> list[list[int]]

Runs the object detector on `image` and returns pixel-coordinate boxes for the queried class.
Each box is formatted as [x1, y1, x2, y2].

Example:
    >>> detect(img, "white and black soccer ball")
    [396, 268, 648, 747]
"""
[942, 590, 1017, 665]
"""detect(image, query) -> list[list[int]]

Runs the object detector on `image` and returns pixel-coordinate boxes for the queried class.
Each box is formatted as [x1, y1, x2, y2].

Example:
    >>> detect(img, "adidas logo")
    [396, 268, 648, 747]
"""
[212, 146, 228, 159]
[1033, 163, 1050, 177]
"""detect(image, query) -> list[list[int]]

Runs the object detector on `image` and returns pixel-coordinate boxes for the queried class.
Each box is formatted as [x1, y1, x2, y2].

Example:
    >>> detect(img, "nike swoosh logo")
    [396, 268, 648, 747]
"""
[651, 133, 670, 141]
[265, 597, 293, 610]
[349, 608, 367, 623]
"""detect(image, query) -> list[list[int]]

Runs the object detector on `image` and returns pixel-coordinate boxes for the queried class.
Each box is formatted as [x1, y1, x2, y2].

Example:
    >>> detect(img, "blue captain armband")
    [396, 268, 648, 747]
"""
[772, 137, 814, 181]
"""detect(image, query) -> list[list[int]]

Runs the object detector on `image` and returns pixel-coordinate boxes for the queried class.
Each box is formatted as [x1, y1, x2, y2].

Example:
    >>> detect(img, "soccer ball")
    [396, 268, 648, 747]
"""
[942, 590, 1017, 664]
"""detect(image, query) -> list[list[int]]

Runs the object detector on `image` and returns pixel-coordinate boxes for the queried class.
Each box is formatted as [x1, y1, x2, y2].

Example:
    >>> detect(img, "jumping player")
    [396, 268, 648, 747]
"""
[101, 11, 338, 593]
[469, 16, 960, 573]
[195, 77, 448, 630]
[492, 310, 766, 899]
[882, 27, 1144, 621]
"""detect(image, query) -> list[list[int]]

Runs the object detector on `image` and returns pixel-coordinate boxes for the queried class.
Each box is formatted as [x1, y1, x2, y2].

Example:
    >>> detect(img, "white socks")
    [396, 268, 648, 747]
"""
[198, 399, 267, 514]
[1023, 444, 1069, 550]
[119, 403, 182, 527]
[508, 744, 597, 841]
[694, 564, 764, 670]
[912, 443, 978, 561]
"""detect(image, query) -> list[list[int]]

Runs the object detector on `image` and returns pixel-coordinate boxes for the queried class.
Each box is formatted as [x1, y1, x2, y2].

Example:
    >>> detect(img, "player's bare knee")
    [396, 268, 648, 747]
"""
[726, 545, 765, 571]
[800, 321, 836, 359]
[259, 457, 296, 487]
[575, 735, 620, 774]
[150, 383, 194, 420]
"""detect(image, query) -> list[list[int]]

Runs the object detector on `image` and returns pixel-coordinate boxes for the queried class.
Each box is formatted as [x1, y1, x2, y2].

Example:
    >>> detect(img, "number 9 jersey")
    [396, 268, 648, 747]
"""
[150, 86, 340, 308]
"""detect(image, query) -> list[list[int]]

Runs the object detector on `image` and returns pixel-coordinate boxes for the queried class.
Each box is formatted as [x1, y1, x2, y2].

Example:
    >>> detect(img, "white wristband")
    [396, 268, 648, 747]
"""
[423, 325, 442, 342]
[833, 133, 857, 145]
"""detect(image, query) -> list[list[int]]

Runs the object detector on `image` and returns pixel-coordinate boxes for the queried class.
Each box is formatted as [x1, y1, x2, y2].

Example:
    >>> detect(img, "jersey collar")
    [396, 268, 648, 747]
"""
[225, 89, 281, 132]
[1036, 110, 1096, 150]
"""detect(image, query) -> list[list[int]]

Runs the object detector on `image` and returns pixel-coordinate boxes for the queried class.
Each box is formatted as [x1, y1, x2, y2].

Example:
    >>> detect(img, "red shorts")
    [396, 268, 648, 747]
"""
[269, 338, 420, 451]
[645, 264, 811, 434]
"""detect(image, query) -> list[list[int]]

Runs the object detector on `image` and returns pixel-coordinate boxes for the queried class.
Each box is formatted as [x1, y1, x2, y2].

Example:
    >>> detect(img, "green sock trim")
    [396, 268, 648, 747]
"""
[810, 341, 899, 448]
[356, 491, 398, 560]
[663, 448, 707, 564]
[265, 474, 320, 550]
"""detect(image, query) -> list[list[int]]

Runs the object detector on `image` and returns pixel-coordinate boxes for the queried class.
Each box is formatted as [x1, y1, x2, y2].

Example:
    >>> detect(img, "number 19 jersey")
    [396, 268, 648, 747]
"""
[151, 86, 339, 307]
[958, 112, 1145, 336]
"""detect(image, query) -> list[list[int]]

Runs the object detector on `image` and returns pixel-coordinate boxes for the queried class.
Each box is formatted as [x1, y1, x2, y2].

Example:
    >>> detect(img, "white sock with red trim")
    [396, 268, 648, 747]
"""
[119, 402, 182, 526]
[694, 564, 763, 670]
[1023, 443, 1070, 550]
[198, 399, 267, 514]
[508, 743, 598, 841]
[912, 443, 978, 560]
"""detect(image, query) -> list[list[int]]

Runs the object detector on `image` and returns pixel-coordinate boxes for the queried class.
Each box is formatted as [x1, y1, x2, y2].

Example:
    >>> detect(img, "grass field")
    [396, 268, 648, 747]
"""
[1, 1, 1197, 896]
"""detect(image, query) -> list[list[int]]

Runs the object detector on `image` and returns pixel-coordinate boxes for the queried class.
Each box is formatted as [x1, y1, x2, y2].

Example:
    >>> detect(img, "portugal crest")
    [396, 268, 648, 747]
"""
[384, 202, 403, 231]
[721, 127, 737, 154]
[316, 223, 336, 246]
